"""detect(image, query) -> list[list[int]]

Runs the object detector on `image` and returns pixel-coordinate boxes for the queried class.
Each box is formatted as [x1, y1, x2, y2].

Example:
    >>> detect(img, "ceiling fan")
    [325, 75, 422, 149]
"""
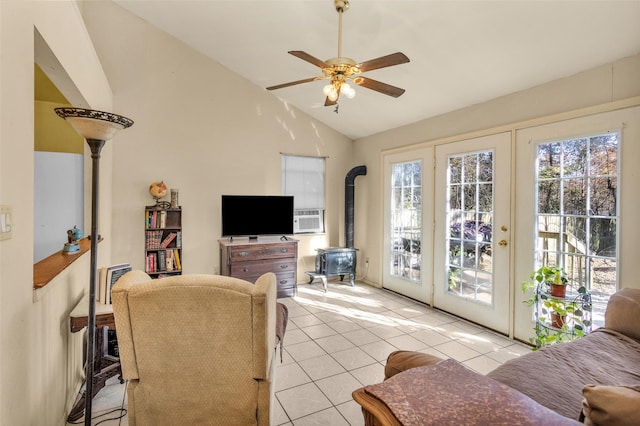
[266, 0, 410, 108]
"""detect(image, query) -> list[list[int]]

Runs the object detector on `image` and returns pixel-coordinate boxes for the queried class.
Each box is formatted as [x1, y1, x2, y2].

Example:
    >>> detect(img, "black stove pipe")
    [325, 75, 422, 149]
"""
[345, 165, 367, 248]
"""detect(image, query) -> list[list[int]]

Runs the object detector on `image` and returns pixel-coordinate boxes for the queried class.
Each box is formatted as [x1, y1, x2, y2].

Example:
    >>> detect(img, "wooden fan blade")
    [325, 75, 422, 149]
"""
[266, 77, 320, 91]
[324, 96, 338, 107]
[289, 51, 329, 69]
[356, 52, 410, 73]
[355, 77, 406, 98]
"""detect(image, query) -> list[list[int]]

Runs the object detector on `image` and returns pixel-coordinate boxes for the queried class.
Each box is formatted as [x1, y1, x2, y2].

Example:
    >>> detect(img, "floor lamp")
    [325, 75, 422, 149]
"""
[55, 107, 133, 425]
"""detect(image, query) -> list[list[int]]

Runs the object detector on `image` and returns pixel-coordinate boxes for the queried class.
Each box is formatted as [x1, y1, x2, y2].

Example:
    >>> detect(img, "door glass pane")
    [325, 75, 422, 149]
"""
[390, 161, 421, 281]
[446, 151, 494, 304]
[535, 132, 619, 326]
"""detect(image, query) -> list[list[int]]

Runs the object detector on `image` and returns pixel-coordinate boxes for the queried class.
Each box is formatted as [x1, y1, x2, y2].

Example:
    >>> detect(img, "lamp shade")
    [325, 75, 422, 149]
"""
[54, 107, 134, 141]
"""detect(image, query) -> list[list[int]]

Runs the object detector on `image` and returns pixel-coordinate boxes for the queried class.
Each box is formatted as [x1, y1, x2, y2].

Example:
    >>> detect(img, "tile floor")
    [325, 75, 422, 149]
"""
[67, 280, 531, 426]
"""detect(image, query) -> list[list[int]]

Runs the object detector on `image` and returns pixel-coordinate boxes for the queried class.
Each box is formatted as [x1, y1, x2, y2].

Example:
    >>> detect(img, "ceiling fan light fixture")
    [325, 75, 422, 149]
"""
[341, 82, 356, 99]
[326, 84, 339, 102]
[265, 0, 409, 105]
[323, 84, 335, 97]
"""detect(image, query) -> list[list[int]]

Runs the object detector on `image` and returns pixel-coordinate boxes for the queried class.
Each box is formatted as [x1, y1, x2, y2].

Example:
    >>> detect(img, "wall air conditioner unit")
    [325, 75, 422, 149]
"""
[294, 209, 324, 234]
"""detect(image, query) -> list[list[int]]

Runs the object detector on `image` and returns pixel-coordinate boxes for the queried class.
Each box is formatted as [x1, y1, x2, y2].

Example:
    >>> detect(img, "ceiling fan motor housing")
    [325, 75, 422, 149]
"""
[324, 58, 360, 79]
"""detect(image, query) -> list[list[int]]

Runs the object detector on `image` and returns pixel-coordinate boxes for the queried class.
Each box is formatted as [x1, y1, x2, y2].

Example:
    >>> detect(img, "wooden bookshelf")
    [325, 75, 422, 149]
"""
[145, 206, 182, 278]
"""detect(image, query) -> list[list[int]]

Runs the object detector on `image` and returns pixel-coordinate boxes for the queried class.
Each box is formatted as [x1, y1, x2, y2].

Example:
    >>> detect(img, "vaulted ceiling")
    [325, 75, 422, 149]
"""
[114, 0, 640, 140]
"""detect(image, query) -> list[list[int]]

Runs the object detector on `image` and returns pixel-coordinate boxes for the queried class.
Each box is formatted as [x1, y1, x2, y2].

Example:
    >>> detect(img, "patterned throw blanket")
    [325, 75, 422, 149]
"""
[364, 358, 579, 425]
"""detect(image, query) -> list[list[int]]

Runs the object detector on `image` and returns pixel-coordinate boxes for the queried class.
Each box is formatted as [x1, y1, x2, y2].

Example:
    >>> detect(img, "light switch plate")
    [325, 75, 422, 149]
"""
[0, 204, 13, 240]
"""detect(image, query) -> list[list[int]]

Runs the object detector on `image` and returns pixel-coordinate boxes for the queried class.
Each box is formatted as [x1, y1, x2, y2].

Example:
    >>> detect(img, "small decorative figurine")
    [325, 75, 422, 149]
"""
[63, 226, 81, 253]
[72, 225, 83, 241]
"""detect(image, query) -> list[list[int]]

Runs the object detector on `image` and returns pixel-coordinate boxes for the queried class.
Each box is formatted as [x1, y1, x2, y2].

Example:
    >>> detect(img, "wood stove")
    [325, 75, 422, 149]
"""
[305, 165, 366, 292]
[306, 247, 358, 292]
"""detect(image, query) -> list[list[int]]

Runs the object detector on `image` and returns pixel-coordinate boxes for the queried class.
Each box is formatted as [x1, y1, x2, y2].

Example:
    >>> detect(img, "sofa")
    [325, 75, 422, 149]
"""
[112, 271, 286, 426]
[352, 288, 640, 425]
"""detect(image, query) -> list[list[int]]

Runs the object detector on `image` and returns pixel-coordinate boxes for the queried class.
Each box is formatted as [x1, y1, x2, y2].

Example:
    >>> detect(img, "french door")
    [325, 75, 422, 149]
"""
[382, 147, 433, 303]
[433, 133, 512, 334]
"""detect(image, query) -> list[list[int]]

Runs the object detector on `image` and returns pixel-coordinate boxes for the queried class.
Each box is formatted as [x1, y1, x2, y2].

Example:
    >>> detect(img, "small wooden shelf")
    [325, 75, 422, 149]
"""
[145, 206, 182, 277]
[34, 237, 101, 289]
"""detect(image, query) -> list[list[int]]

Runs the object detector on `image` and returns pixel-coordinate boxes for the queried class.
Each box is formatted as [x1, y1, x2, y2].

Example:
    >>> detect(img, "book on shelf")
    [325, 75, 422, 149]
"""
[146, 209, 175, 229]
[160, 232, 177, 248]
[146, 230, 163, 249]
[99, 263, 132, 304]
[166, 249, 174, 271]
[158, 250, 166, 271]
[99, 267, 108, 303]
[106, 264, 132, 304]
[173, 249, 181, 270]
[146, 253, 156, 273]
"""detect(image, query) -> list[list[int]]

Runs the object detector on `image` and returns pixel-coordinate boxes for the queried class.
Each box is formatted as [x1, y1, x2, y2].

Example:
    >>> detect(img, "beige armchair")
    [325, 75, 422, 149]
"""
[112, 270, 278, 426]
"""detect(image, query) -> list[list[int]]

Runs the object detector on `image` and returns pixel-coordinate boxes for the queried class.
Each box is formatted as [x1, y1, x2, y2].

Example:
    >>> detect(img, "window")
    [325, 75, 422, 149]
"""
[282, 155, 325, 234]
[446, 151, 494, 304]
[535, 131, 619, 325]
[390, 160, 422, 281]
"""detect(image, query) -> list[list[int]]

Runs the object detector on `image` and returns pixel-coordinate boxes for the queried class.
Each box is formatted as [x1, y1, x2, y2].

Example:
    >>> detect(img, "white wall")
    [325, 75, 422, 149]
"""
[81, 1, 354, 280]
[0, 1, 115, 424]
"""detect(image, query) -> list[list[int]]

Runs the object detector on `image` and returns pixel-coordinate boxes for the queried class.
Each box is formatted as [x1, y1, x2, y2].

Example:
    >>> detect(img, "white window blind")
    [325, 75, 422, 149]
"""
[282, 155, 325, 210]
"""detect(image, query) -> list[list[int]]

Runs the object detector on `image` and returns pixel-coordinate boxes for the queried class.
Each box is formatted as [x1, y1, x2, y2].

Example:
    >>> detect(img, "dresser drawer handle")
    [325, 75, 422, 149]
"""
[279, 280, 288, 284]
[279, 264, 289, 269]
[243, 268, 250, 272]
[238, 251, 249, 257]
[280, 248, 288, 253]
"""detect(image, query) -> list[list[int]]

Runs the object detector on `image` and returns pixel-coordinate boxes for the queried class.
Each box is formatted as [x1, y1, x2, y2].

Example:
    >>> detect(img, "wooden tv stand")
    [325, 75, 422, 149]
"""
[219, 237, 298, 298]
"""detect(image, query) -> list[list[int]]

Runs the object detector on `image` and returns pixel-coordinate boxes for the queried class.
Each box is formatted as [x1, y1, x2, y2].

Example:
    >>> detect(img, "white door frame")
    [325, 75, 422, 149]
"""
[382, 146, 434, 304]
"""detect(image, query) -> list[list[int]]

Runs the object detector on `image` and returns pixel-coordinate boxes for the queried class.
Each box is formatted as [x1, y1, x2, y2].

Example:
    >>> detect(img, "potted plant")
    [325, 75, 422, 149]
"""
[521, 265, 592, 349]
[526, 265, 568, 297]
[542, 298, 578, 328]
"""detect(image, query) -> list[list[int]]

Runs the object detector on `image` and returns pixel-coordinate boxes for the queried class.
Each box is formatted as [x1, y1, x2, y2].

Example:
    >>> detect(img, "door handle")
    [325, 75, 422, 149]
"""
[498, 240, 508, 247]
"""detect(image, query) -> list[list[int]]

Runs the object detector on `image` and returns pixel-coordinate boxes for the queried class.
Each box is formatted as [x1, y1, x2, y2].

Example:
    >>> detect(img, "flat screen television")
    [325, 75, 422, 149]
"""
[221, 195, 294, 238]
